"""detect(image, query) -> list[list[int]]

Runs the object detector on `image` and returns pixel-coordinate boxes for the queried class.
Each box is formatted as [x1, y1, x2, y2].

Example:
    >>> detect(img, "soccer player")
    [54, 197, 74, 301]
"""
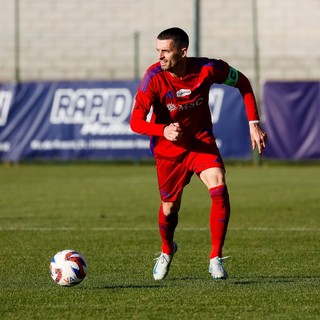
[130, 27, 267, 280]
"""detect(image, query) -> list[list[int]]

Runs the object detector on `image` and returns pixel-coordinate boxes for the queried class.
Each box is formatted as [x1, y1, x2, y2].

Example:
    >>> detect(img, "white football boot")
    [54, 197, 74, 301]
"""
[153, 242, 178, 281]
[209, 256, 230, 280]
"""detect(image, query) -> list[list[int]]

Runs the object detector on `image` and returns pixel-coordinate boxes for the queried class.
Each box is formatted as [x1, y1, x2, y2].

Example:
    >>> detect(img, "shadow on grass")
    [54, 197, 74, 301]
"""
[230, 275, 319, 285]
[84, 275, 319, 290]
[94, 283, 166, 289]
[90, 277, 203, 289]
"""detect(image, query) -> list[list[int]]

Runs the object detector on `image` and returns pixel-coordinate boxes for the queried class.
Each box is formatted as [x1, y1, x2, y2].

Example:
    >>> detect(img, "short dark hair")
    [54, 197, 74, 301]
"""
[157, 27, 189, 49]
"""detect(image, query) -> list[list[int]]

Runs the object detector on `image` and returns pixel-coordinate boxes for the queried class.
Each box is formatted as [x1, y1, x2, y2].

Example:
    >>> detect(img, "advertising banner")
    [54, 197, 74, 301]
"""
[263, 81, 320, 160]
[0, 81, 251, 162]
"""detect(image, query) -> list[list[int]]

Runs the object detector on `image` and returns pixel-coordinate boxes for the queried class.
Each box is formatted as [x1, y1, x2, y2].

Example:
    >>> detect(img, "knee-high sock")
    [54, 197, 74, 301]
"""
[209, 185, 230, 258]
[158, 205, 178, 255]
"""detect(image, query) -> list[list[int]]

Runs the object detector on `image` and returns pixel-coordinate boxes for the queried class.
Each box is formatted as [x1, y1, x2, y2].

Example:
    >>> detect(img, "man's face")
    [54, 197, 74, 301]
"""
[156, 39, 186, 72]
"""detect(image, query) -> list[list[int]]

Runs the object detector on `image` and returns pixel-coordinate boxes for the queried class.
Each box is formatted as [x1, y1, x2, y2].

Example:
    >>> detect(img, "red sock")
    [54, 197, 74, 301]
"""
[209, 185, 230, 259]
[158, 205, 178, 255]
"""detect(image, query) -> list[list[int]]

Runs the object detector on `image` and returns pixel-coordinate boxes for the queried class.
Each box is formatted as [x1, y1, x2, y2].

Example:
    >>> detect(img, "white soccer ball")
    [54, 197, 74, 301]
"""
[50, 250, 87, 286]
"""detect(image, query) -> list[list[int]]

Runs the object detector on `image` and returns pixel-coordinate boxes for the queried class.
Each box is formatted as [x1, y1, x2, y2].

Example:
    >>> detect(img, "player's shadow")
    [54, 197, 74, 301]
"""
[87, 275, 318, 289]
[100, 283, 166, 289]
[229, 275, 318, 285]
[97, 276, 203, 289]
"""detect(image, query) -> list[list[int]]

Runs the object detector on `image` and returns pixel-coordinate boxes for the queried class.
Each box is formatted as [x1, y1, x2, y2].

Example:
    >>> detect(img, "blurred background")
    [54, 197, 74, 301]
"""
[0, 0, 319, 162]
[1, 0, 319, 82]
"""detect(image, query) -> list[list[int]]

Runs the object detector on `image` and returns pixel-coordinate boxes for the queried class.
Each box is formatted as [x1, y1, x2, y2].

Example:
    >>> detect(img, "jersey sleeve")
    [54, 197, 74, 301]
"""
[217, 62, 260, 122]
[232, 70, 260, 122]
[130, 73, 166, 136]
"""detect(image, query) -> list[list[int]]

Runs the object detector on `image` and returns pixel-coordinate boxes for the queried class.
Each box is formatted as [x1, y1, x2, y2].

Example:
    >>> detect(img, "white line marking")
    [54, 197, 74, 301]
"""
[0, 227, 318, 232]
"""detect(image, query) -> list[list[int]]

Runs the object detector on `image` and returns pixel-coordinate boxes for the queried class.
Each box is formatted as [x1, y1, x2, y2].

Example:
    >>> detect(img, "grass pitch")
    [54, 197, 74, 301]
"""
[0, 163, 319, 319]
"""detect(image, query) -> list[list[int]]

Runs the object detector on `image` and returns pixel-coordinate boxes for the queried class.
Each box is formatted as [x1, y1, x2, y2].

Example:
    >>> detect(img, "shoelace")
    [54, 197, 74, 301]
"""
[218, 256, 231, 262]
[209, 256, 231, 273]
[153, 252, 169, 263]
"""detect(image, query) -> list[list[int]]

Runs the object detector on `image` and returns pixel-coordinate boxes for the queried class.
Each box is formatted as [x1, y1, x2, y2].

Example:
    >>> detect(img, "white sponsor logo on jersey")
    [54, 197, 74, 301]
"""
[166, 97, 204, 113]
[176, 89, 191, 97]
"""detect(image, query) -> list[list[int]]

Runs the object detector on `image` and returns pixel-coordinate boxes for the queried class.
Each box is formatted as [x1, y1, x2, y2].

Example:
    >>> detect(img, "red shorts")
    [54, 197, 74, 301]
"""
[156, 138, 225, 202]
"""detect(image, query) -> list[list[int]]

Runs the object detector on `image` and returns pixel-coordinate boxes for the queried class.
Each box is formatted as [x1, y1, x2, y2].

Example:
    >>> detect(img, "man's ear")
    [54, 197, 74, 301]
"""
[181, 47, 188, 58]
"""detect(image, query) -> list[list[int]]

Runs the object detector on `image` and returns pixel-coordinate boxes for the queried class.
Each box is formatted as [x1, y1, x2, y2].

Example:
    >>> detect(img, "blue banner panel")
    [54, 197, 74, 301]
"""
[263, 81, 320, 160]
[0, 81, 251, 162]
[210, 84, 251, 158]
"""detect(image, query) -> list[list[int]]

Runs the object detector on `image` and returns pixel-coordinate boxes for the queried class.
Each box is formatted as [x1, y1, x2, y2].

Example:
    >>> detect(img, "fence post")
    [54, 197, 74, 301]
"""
[14, 0, 20, 83]
[252, 0, 261, 166]
[193, 0, 200, 57]
[134, 31, 140, 80]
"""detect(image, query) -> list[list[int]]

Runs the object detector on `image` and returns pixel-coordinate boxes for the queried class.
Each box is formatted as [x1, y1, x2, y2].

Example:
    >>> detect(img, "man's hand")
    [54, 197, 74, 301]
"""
[249, 122, 267, 155]
[164, 122, 183, 141]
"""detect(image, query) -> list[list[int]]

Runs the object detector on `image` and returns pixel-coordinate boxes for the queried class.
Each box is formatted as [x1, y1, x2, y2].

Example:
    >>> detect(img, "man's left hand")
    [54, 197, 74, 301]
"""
[249, 122, 267, 155]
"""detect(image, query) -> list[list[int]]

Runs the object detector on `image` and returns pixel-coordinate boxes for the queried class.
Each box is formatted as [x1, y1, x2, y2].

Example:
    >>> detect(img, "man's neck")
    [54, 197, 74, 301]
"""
[170, 58, 188, 79]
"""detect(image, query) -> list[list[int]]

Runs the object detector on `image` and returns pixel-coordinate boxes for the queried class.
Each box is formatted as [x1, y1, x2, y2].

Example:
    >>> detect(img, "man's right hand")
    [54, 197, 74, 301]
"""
[163, 122, 183, 141]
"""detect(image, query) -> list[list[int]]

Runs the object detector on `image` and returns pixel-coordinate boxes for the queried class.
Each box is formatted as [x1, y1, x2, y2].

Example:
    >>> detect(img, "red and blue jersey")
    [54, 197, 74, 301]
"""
[130, 57, 259, 161]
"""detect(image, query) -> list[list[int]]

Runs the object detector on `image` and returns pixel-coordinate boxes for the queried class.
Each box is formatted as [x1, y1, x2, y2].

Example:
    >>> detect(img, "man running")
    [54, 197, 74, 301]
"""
[130, 27, 267, 280]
